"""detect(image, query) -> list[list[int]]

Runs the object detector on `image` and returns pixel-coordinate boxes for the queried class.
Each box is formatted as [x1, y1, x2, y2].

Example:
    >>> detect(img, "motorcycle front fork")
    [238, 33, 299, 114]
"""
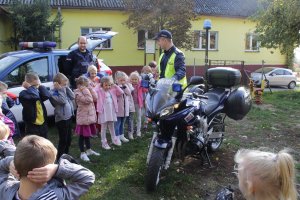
[146, 132, 177, 170]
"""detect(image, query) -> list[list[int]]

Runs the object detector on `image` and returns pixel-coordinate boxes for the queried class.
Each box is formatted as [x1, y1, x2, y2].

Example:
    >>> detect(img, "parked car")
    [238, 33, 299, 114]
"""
[0, 31, 117, 122]
[251, 67, 297, 89]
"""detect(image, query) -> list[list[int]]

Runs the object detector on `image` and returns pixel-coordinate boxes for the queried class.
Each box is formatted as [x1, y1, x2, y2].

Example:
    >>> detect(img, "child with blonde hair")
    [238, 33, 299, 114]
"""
[0, 120, 10, 142]
[0, 81, 20, 137]
[95, 76, 123, 149]
[74, 76, 100, 161]
[234, 149, 297, 200]
[86, 65, 101, 88]
[114, 71, 131, 143]
[86, 65, 101, 137]
[129, 71, 147, 137]
[50, 73, 75, 160]
[0, 96, 15, 144]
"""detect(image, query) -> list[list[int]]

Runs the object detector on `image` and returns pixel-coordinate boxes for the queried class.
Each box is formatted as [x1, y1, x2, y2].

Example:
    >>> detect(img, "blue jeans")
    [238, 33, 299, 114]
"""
[115, 117, 125, 136]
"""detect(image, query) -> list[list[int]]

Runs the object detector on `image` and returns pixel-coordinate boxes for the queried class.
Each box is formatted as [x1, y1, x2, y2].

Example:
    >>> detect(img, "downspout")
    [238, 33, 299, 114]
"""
[58, 6, 62, 48]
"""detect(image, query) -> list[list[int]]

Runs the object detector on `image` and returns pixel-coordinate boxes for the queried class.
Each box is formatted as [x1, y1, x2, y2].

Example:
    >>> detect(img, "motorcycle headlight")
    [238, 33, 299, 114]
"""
[160, 105, 175, 118]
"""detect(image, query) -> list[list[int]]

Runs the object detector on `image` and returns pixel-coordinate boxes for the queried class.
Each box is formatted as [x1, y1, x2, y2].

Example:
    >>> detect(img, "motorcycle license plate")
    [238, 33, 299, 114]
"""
[208, 132, 224, 139]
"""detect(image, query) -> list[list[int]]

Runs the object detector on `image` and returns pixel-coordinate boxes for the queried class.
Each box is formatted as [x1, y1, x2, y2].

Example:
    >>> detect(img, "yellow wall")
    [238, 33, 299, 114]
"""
[1, 8, 286, 68]
[0, 13, 12, 53]
[59, 9, 285, 67]
[188, 16, 285, 66]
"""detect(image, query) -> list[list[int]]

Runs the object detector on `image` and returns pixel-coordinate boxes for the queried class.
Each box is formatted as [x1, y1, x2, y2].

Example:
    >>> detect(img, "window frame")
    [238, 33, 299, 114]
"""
[245, 33, 260, 52]
[3, 56, 50, 88]
[137, 30, 155, 49]
[192, 30, 218, 51]
[80, 27, 113, 50]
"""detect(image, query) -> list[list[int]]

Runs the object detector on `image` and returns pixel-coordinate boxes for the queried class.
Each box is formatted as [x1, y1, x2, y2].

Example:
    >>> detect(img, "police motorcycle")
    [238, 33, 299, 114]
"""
[143, 67, 252, 192]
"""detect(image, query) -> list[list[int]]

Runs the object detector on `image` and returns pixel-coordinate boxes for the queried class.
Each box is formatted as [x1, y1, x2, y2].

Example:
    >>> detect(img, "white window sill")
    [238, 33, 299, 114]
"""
[191, 48, 218, 51]
[244, 50, 260, 52]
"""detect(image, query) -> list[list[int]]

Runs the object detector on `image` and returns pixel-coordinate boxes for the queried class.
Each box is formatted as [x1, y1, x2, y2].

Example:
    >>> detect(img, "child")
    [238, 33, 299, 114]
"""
[74, 76, 100, 161]
[0, 95, 15, 144]
[126, 81, 135, 140]
[86, 65, 101, 137]
[129, 71, 147, 137]
[19, 72, 50, 138]
[148, 60, 158, 80]
[95, 76, 123, 149]
[234, 149, 297, 200]
[49, 73, 75, 160]
[86, 65, 101, 88]
[0, 81, 20, 137]
[115, 71, 131, 143]
[0, 135, 95, 199]
[0, 120, 10, 142]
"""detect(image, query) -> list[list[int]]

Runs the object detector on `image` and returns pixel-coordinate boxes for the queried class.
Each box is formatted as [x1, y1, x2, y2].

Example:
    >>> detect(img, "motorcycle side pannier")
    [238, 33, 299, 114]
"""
[224, 87, 252, 120]
[206, 67, 241, 88]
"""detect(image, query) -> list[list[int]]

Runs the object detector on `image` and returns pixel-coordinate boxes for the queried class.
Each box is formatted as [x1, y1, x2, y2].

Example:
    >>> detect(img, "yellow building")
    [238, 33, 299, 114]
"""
[0, 0, 286, 76]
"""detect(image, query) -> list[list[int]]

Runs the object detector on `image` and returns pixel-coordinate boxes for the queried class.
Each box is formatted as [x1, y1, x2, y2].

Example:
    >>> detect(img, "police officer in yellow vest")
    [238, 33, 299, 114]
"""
[153, 30, 187, 87]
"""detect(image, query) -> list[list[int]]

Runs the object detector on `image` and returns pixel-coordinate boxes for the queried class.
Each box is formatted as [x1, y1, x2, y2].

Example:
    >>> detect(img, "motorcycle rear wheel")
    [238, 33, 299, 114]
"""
[145, 147, 166, 192]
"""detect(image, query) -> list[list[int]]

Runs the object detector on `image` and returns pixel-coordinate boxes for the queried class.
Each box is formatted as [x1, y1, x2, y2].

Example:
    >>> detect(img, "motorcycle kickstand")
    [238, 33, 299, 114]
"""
[203, 147, 213, 168]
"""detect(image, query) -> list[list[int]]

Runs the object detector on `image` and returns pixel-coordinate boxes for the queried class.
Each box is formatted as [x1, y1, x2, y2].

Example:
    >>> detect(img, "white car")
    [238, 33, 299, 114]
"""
[251, 67, 297, 89]
[0, 31, 117, 122]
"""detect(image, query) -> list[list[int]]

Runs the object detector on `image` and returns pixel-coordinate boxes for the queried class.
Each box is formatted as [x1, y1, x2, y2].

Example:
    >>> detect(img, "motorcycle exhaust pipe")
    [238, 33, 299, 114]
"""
[164, 136, 177, 170]
[146, 131, 158, 164]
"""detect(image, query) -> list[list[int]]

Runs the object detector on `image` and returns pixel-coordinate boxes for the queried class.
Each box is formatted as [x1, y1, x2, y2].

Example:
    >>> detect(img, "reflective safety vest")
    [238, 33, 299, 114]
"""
[158, 50, 187, 88]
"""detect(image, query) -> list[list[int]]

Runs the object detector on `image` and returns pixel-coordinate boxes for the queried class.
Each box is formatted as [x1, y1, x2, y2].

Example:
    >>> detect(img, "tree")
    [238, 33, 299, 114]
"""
[253, 0, 300, 66]
[123, 0, 196, 50]
[8, 0, 62, 50]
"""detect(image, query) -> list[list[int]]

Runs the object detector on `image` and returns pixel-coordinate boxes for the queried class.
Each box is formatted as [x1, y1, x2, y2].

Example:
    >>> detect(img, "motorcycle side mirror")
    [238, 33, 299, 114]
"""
[172, 83, 182, 92]
[189, 76, 205, 85]
[141, 79, 150, 88]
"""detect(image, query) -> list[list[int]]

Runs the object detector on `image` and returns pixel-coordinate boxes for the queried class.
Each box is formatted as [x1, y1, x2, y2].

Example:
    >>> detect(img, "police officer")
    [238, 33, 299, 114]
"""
[64, 36, 94, 89]
[153, 30, 187, 87]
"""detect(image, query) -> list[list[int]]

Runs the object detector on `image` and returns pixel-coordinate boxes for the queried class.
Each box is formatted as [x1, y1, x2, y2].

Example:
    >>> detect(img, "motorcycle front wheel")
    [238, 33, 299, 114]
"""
[145, 146, 166, 192]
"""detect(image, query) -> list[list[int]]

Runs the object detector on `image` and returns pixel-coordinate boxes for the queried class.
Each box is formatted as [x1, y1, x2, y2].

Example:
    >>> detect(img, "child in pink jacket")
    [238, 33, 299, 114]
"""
[129, 71, 147, 137]
[95, 76, 123, 149]
[74, 76, 100, 162]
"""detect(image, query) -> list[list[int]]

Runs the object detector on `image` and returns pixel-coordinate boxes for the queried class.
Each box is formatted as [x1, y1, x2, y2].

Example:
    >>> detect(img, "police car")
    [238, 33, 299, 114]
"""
[0, 31, 117, 122]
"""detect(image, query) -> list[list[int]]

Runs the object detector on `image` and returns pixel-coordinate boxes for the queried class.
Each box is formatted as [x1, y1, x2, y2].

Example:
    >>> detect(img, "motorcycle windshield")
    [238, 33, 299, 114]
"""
[146, 78, 177, 118]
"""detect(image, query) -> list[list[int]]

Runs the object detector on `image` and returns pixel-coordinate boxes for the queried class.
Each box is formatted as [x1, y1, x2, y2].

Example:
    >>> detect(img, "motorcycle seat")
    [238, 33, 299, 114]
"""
[201, 88, 227, 115]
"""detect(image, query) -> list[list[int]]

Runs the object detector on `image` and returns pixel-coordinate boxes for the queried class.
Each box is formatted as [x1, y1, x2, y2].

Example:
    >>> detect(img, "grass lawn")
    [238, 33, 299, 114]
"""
[42, 90, 300, 200]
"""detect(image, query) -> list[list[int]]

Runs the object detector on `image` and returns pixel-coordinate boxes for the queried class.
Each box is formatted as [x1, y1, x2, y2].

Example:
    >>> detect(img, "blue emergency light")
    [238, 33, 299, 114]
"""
[19, 41, 56, 49]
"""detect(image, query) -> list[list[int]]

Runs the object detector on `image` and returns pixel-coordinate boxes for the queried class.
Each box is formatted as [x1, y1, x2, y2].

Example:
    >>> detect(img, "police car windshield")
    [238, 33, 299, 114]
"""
[0, 55, 20, 74]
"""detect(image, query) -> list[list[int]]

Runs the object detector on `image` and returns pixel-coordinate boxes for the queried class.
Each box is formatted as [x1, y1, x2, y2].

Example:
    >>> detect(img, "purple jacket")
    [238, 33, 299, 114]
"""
[74, 87, 97, 125]
[95, 85, 123, 114]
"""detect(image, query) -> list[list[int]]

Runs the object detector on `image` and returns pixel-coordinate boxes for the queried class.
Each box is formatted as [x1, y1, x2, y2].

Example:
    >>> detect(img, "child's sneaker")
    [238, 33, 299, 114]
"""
[86, 149, 100, 156]
[113, 138, 122, 146]
[80, 152, 90, 162]
[102, 141, 111, 150]
[137, 132, 141, 137]
[128, 132, 134, 140]
[120, 135, 129, 143]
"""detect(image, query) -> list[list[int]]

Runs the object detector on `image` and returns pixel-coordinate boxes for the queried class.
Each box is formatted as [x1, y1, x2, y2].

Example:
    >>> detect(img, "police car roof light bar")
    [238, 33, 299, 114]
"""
[19, 42, 56, 50]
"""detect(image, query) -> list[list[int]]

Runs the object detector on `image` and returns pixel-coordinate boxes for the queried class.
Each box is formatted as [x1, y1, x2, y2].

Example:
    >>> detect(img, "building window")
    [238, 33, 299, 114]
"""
[81, 27, 112, 49]
[193, 31, 218, 50]
[245, 33, 260, 51]
[138, 30, 155, 49]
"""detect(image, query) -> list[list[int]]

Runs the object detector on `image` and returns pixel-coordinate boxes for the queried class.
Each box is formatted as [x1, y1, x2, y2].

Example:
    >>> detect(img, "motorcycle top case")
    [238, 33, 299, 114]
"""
[224, 87, 252, 120]
[206, 67, 241, 88]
